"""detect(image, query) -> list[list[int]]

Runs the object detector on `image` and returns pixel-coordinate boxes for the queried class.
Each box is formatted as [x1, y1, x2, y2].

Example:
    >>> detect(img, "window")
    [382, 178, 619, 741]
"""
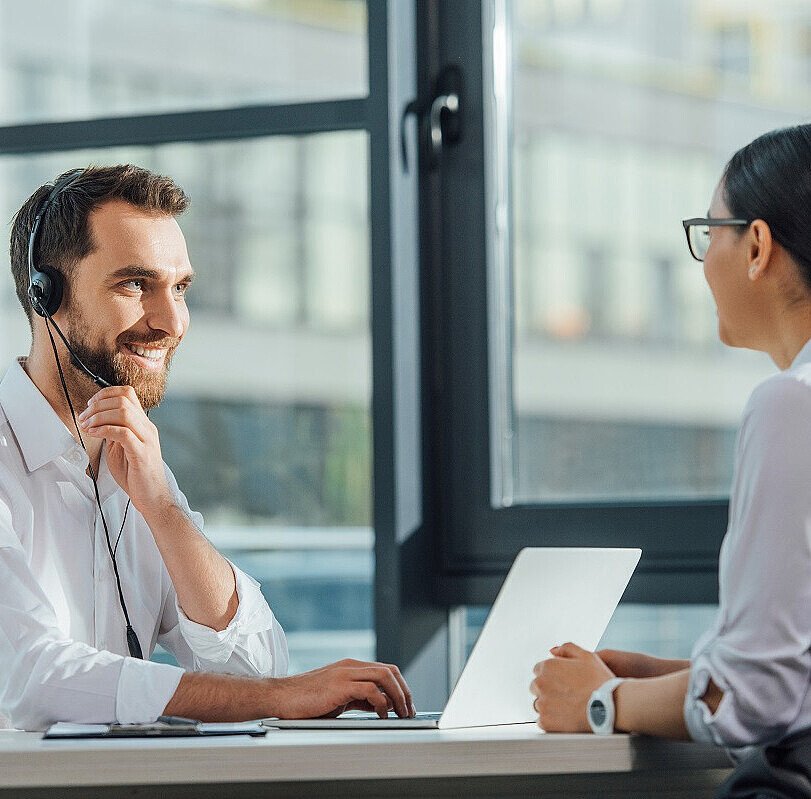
[498, 0, 791, 507]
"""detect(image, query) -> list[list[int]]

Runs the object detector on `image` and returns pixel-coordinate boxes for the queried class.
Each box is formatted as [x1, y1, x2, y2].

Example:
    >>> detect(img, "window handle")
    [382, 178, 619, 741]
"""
[400, 65, 463, 173]
[429, 92, 460, 165]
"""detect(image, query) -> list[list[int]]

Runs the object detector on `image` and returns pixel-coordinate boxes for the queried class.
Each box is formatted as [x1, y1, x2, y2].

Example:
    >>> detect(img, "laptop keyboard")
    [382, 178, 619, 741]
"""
[342, 711, 442, 722]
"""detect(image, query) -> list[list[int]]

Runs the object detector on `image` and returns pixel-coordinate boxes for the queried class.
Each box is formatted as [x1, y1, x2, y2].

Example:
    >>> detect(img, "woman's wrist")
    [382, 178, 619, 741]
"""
[612, 670, 692, 739]
[612, 678, 634, 732]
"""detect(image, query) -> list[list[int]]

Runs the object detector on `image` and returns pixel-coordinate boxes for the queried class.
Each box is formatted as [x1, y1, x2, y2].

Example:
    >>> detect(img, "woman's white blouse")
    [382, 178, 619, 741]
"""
[685, 340, 811, 749]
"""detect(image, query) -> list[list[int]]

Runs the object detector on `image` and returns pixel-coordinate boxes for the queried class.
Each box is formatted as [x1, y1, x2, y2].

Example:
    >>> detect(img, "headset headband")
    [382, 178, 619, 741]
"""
[27, 169, 85, 293]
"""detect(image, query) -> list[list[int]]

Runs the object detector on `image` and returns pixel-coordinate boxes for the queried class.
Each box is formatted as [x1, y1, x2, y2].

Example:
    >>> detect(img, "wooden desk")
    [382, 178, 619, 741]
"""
[0, 725, 732, 798]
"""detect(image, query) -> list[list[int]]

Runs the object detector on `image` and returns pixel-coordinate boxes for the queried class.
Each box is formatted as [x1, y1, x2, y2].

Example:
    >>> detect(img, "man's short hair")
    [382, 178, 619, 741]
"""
[10, 164, 190, 327]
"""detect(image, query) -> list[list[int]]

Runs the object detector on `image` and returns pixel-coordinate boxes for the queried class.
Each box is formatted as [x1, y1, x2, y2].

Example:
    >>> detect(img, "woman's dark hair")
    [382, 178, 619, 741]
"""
[724, 124, 811, 290]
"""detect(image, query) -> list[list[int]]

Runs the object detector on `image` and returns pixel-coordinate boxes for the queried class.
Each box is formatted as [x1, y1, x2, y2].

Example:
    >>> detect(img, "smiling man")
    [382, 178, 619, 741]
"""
[0, 165, 413, 730]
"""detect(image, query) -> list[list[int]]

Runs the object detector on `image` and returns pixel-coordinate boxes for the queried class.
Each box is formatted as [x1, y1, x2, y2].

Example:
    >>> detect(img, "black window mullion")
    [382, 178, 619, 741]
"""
[0, 98, 369, 155]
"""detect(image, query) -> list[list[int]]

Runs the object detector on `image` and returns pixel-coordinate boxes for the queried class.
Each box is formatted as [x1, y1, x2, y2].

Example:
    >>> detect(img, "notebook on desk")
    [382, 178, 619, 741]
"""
[44, 718, 267, 739]
[264, 546, 641, 731]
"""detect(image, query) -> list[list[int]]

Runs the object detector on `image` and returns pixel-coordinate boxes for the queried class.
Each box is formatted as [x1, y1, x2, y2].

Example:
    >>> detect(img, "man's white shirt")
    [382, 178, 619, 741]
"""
[0, 358, 288, 730]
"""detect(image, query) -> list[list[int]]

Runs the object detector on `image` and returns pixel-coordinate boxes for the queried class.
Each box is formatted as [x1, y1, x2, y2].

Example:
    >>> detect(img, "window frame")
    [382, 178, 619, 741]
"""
[420, 0, 726, 608]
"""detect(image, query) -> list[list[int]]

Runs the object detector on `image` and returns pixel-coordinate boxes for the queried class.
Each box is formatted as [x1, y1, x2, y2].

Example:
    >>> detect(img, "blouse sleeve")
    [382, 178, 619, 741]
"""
[684, 375, 811, 747]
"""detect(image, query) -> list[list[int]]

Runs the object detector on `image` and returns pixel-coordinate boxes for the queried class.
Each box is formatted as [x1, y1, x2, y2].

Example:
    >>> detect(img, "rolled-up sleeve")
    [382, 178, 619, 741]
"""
[684, 376, 811, 748]
[0, 513, 184, 730]
[167, 559, 288, 676]
[684, 664, 718, 743]
[156, 468, 288, 678]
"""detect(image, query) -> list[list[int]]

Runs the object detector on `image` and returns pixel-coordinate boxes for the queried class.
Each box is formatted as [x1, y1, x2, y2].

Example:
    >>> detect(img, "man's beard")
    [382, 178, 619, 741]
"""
[62, 311, 179, 410]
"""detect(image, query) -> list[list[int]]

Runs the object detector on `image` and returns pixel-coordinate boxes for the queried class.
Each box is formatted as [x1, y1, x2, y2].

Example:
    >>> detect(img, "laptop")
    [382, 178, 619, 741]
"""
[264, 546, 641, 730]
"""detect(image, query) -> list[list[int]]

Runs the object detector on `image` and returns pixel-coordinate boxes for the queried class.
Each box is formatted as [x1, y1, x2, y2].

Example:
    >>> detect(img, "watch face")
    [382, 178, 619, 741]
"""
[590, 699, 607, 726]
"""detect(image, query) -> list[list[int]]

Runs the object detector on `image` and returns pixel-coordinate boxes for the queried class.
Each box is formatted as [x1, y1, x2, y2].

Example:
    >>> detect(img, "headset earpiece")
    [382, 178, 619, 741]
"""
[27, 169, 83, 320]
[28, 264, 64, 318]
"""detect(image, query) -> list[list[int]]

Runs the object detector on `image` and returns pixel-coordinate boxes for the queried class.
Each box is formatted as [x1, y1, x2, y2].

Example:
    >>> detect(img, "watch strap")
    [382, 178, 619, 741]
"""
[588, 677, 625, 735]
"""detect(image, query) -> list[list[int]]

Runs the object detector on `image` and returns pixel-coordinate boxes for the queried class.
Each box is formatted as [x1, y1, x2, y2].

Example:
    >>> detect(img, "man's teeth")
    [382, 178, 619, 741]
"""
[127, 345, 164, 360]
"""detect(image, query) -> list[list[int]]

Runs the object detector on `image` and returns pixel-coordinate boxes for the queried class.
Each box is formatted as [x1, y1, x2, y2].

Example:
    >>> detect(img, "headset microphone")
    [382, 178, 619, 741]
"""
[27, 170, 142, 660]
[70, 354, 111, 389]
[40, 309, 112, 388]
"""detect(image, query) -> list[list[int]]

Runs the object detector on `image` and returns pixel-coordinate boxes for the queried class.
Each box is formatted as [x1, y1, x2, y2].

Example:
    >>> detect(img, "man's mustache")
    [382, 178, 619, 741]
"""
[116, 334, 181, 350]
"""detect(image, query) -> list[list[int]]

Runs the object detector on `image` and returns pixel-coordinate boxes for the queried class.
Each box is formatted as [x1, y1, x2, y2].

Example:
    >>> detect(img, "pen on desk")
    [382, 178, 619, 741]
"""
[156, 715, 200, 725]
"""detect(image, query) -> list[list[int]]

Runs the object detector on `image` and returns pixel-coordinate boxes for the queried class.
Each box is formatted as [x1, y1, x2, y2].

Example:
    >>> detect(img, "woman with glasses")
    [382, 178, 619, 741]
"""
[531, 125, 811, 789]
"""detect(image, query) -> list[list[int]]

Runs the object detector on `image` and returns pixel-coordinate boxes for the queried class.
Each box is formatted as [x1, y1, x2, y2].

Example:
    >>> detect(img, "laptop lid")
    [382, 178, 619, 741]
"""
[437, 546, 641, 730]
[264, 546, 639, 730]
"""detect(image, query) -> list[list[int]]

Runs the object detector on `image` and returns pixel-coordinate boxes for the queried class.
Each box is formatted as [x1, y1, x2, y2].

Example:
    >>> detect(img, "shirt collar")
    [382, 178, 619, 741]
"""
[790, 337, 811, 371]
[0, 358, 78, 473]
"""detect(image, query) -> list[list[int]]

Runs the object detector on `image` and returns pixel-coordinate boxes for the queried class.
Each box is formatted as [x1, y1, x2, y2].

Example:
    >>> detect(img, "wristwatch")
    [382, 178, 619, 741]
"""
[587, 677, 625, 735]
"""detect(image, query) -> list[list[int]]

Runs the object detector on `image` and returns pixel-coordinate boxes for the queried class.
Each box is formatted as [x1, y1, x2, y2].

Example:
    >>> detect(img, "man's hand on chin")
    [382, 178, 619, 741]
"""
[78, 384, 173, 512]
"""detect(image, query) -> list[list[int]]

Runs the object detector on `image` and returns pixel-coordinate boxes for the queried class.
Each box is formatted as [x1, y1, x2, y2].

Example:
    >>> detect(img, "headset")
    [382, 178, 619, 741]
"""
[27, 169, 111, 388]
[27, 169, 143, 660]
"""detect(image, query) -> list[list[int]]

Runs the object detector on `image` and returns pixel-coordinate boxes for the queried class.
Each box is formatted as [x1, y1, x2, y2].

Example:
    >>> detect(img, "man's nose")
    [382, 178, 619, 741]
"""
[147, 290, 187, 339]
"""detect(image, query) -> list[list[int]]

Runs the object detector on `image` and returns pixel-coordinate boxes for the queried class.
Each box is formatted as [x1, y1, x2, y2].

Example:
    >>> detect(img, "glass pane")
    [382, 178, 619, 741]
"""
[463, 603, 717, 661]
[0, 132, 373, 672]
[0, 0, 367, 124]
[488, 0, 809, 504]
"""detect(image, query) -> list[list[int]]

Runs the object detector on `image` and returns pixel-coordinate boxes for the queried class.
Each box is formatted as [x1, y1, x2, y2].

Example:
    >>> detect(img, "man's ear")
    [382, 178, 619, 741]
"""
[747, 219, 773, 281]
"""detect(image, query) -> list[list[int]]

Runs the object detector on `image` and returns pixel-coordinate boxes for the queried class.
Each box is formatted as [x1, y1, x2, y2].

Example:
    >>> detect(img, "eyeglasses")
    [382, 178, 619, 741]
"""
[682, 217, 751, 262]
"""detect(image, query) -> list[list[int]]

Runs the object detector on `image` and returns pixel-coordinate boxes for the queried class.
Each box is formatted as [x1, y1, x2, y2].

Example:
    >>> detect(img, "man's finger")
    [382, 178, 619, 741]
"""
[81, 397, 122, 414]
[379, 668, 409, 717]
[355, 682, 390, 719]
[359, 667, 408, 718]
[80, 410, 147, 442]
[80, 397, 142, 417]
[385, 664, 415, 717]
[89, 385, 137, 403]
[82, 425, 140, 449]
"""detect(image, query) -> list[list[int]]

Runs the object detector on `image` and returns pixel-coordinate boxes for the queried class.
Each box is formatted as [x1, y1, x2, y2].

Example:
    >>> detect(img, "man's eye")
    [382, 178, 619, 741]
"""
[123, 279, 143, 291]
[174, 283, 190, 295]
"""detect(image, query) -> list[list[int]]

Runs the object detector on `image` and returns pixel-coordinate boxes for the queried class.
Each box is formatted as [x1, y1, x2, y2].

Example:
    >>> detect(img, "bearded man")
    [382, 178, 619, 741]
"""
[0, 165, 413, 730]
